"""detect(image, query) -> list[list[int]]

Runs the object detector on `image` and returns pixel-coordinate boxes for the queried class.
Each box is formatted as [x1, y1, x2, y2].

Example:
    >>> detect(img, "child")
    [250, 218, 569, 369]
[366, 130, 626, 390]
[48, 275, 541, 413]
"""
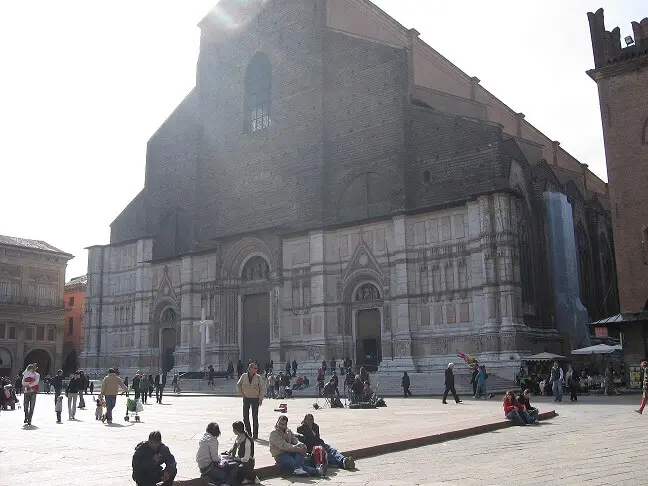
[55, 395, 63, 423]
[95, 397, 105, 421]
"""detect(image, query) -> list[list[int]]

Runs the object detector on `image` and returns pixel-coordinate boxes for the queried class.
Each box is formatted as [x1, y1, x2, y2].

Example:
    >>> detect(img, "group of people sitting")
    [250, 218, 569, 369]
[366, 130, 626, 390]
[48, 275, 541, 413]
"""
[132, 414, 356, 486]
[502, 389, 539, 425]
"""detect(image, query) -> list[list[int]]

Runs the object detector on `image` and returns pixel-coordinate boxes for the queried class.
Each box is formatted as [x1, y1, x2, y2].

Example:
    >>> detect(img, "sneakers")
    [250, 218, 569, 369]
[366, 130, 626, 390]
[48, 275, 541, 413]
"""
[343, 456, 356, 469]
[254, 477, 261, 484]
[293, 468, 308, 476]
[635, 409, 643, 414]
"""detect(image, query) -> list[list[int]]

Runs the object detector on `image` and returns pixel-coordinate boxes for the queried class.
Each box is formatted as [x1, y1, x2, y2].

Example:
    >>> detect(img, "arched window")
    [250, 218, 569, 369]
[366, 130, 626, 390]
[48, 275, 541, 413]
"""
[245, 53, 271, 133]
[516, 199, 534, 306]
[576, 223, 592, 314]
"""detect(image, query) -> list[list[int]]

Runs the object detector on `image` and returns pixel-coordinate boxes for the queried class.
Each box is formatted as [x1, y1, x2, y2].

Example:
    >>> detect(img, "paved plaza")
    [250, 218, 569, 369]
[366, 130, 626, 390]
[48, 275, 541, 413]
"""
[0, 392, 643, 485]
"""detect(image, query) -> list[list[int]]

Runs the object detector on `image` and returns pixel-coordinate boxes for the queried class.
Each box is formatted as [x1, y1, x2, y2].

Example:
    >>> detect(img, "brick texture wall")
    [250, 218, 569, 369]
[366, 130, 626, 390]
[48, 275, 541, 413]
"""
[595, 66, 648, 312]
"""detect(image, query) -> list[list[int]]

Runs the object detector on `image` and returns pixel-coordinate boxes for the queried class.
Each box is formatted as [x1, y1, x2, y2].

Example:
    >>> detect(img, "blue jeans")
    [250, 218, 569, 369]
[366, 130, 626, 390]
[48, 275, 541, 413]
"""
[325, 445, 345, 467]
[475, 383, 486, 398]
[105, 395, 117, 422]
[506, 409, 532, 424]
[552, 381, 563, 401]
[275, 452, 319, 476]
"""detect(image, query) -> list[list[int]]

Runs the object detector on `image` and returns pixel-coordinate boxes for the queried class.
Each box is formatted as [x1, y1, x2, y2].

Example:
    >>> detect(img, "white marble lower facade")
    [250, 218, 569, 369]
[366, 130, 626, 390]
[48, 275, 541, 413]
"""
[80, 193, 558, 377]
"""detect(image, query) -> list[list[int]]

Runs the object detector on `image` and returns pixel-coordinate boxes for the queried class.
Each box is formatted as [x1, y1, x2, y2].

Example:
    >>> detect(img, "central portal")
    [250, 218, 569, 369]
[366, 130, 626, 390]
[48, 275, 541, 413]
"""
[356, 308, 381, 371]
[241, 293, 270, 368]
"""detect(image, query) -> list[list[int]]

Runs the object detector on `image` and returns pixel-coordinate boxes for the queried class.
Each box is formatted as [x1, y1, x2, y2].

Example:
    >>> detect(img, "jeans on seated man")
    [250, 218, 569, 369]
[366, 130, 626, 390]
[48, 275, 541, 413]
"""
[132, 431, 177, 486]
[296, 413, 356, 470]
[517, 389, 539, 423]
[269, 415, 322, 477]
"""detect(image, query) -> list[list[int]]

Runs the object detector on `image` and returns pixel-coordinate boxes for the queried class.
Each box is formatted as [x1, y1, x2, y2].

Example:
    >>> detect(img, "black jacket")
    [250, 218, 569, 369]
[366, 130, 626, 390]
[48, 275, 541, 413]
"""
[52, 375, 64, 391]
[402, 374, 410, 388]
[66, 377, 82, 394]
[517, 394, 535, 411]
[296, 423, 325, 452]
[445, 368, 455, 388]
[132, 441, 176, 483]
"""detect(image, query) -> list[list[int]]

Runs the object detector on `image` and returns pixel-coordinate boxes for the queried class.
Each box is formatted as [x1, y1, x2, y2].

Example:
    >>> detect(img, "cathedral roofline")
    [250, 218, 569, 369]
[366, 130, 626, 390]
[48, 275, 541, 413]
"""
[85, 235, 154, 250]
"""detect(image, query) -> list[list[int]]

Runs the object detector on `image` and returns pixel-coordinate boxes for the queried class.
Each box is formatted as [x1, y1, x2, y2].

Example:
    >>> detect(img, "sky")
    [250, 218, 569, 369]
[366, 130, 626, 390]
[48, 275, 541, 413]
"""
[1, 1, 645, 280]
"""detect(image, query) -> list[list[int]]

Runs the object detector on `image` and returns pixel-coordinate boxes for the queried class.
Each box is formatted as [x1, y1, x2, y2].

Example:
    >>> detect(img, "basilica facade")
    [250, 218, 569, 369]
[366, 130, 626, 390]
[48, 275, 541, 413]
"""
[80, 0, 618, 375]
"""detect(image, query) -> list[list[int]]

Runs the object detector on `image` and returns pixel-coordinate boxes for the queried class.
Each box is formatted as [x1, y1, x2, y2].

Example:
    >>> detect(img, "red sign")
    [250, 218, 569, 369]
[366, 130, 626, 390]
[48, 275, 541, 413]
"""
[594, 327, 609, 338]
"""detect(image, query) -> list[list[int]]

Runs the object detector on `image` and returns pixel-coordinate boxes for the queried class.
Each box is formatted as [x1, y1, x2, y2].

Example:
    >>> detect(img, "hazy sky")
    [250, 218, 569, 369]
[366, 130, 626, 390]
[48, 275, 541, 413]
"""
[1, 1, 645, 279]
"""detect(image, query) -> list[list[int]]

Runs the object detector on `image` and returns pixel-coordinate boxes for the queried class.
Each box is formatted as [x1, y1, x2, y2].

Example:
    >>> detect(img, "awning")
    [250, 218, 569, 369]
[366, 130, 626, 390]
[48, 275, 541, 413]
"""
[589, 311, 648, 326]
[523, 352, 567, 361]
[571, 344, 622, 355]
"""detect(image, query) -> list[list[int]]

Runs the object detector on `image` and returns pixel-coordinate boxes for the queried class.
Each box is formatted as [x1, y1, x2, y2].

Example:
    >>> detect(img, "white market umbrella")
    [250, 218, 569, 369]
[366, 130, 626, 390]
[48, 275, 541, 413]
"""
[524, 352, 567, 361]
[571, 344, 622, 355]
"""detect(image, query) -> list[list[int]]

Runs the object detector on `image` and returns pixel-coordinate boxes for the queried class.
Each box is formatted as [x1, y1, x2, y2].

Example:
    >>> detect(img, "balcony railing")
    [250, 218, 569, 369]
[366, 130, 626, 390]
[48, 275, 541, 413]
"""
[0, 294, 65, 310]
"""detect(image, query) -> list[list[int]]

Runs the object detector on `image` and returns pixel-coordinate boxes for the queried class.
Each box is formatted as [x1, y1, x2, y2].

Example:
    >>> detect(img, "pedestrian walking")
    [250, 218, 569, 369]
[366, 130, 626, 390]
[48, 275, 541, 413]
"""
[442, 363, 462, 404]
[55, 395, 63, 423]
[207, 365, 215, 386]
[291, 359, 297, 378]
[133, 372, 141, 401]
[66, 371, 83, 420]
[470, 367, 479, 397]
[550, 361, 563, 402]
[237, 360, 244, 378]
[100, 367, 128, 424]
[402, 371, 412, 397]
[122, 377, 128, 397]
[52, 369, 64, 404]
[236, 362, 266, 439]
[321, 360, 327, 376]
[139, 374, 149, 404]
[172, 373, 180, 394]
[636, 361, 648, 414]
[21, 363, 40, 426]
[474, 365, 488, 399]
[155, 370, 167, 403]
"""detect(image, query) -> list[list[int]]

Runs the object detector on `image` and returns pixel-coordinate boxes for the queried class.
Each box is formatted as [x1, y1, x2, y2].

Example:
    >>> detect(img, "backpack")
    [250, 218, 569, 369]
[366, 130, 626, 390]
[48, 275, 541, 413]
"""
[311, 445, 328, 468]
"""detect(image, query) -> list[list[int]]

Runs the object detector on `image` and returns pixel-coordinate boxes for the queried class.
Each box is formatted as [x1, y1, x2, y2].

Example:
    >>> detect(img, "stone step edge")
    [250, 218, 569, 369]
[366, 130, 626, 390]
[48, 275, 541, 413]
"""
[167, 387, 513, 398]
[173, 410, 557, 485]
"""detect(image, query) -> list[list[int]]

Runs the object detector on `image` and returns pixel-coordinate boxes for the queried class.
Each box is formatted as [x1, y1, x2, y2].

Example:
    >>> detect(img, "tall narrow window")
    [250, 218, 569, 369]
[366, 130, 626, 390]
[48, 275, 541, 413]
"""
[68, 317, 74, 335]
[245, 53, 271, 133]
[516, 199, 535, 306]
[576, 223, 592, 314]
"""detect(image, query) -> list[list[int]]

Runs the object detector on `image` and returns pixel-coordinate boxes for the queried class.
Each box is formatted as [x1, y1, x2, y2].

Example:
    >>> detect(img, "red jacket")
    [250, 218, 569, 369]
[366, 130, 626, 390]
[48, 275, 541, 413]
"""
[503, 396, 525, 415]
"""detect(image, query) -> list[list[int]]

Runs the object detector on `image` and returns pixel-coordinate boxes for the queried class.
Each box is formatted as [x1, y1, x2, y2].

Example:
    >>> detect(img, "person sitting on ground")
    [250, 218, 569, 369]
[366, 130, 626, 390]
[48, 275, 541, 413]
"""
[502, 391, 532, 425]
[226, 421, 261, 485]
[269, 415, 322, 477]
[292, 375, 304, 390]
[132, 431, 177, 486]
[196, 422, 239, 486]
[517, 389, 539, 423]
[296, 413, 355, 470]
[350, 376, 364, 402]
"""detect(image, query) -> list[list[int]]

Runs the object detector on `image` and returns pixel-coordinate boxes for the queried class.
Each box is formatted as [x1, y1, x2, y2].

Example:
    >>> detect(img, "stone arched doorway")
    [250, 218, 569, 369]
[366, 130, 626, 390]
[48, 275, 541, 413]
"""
[352, 282, 383, 371]
[159, 307, 179, 372]
[239, 255, 271, 367]
[63, 345, 78, 375]
[24, 348, 52, 376]
[0, 348, 12, 377]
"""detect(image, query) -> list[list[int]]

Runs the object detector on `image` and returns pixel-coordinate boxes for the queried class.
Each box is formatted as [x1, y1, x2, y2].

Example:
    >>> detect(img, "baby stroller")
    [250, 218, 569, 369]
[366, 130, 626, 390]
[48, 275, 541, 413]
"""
[124, 398, 142, 422]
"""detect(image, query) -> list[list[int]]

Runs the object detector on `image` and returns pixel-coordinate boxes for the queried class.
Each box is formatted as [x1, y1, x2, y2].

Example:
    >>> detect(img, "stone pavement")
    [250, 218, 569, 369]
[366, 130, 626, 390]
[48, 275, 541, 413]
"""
[261, 394, 646, 486]
[0, 392, 545, 485]
[2, 392, 639, 485]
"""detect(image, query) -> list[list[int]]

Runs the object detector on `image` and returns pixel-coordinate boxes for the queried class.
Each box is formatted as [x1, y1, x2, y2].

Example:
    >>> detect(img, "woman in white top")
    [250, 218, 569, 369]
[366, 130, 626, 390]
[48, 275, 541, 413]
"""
[228, 421, 260, 484]
[22, 363, 40, 426]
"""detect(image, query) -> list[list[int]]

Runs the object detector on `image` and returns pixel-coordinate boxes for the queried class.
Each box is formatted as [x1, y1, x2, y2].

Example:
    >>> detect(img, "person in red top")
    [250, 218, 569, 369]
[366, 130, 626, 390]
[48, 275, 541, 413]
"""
[503, 390, 532, 425]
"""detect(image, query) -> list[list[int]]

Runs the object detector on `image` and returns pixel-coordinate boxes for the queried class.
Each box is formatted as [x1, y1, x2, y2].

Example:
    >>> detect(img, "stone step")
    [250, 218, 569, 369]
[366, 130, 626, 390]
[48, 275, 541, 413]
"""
[177, 371, 518, 397]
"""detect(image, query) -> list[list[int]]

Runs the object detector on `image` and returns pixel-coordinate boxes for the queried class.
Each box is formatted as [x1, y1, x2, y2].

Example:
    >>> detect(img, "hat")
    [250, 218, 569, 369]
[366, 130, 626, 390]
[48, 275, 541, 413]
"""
[448, 362, 454, 368]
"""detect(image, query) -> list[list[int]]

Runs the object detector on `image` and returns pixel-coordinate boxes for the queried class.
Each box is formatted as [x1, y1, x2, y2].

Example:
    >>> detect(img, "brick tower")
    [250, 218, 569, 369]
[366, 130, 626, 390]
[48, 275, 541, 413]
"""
[587, 8, 648, 312]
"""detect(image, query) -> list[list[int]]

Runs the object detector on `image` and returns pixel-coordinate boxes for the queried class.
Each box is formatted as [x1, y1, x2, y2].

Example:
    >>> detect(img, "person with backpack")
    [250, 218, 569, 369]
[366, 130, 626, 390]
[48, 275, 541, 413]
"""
[226, 421, 261, 484]
[296, 414, 355, 470]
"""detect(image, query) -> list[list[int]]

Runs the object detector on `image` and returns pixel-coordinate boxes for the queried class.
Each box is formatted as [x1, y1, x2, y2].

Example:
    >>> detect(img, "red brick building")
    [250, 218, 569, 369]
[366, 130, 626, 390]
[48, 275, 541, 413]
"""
[63, 275, 86, 373]
[587, 9, 648, 371]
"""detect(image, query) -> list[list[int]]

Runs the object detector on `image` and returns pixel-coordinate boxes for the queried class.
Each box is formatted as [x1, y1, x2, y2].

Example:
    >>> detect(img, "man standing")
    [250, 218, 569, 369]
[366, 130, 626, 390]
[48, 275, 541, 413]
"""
[132, 430, 177, 486]
[236, 362, 266, 439]
[550, 361, 564, 402]
[442, 363, 462, 404]
[52, 369, 64, 404]
[401, 371, 412, 397]
[100, 367, 127, 424]
[154, 370, 166, 404]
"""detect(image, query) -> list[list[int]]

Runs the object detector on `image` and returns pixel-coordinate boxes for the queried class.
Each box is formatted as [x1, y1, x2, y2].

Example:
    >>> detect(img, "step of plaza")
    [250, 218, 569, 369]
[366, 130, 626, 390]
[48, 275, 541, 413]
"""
[178, 371, 518, 397]
[173, 408, 557, 485]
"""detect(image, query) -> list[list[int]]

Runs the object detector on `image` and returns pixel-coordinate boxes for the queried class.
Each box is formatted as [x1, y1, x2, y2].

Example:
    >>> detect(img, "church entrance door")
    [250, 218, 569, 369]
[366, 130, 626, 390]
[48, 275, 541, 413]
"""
[241, 293, 270, 368]
[355, 309, 381, 372]
[161, 328, 177, 372]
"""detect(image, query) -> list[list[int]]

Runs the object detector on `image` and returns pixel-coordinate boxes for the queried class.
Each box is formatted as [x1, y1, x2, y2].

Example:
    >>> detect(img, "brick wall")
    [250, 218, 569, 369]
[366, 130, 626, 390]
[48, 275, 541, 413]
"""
[595, 66, 648, 312]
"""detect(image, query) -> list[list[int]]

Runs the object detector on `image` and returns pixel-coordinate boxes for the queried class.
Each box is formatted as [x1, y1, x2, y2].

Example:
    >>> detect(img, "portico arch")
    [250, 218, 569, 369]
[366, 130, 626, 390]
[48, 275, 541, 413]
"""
[0, 347, 12, 377]
[151, 299, 180, 371]
[342, 271, 385, 371]
[23, 348, 54, 376]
